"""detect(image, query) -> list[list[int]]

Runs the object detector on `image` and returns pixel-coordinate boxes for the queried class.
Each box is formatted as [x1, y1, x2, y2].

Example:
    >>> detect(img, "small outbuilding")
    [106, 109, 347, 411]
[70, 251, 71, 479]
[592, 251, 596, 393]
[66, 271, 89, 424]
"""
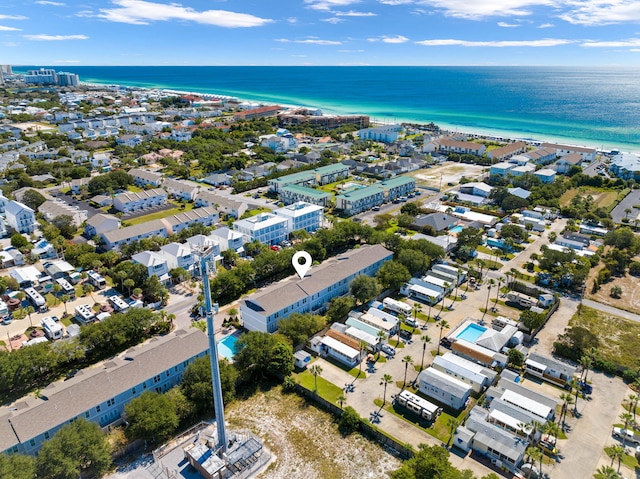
[294, 350, 311, 370]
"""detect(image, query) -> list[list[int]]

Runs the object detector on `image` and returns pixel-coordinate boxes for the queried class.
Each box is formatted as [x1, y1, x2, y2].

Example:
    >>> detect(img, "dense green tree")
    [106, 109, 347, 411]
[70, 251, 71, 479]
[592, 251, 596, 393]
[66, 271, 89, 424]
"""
[87, 170, 134, 194]
[277, 313, 325, 346]
[234, 331, 293, 380]
[400, 202, 421, 216]
[36, 418, 111, 479]
[554, 325, 601, 361]
[376, 260, 411, 291]
[501, 194, 529, 212]
[10, 233, 29, 249]
[500, 224, 529, 242]
[390, 444, 474, 479]
[456, 227, 484, 250]
[520, 310, 546, 331]
[51, 215, 76, 239]
[508, 348, 525, 367]
[0, 453, 36, 479]
[22, 189, 47, 210]
[181, 356, 237, 414]
[124, 391, 179, 443]
[397, 248, 430, 276]
[338, 406, 362, 435]
[326, 295, 356, 323]
[350, 275, 380, 305]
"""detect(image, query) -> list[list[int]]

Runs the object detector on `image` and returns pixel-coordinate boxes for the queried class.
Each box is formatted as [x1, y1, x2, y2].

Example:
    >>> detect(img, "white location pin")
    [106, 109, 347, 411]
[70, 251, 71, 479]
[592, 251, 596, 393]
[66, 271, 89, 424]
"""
[292, 251, 312, 279]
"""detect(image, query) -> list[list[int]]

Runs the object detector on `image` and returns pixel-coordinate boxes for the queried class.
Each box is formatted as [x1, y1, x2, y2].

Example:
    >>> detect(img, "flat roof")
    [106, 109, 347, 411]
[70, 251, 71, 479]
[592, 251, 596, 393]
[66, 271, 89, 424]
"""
[321, 335, 359, 359]
[336, 184, 384, 201]
[419, 367, 472, 397]
[501, 389, 552, 419]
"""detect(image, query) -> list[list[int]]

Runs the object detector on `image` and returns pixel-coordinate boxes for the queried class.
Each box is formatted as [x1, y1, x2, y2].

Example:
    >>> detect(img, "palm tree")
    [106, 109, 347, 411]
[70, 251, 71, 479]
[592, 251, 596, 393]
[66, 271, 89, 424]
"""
[619, 412, 633, 449]
[380, 374, 393, 405]
[447, 418, 460, 447]
[376, 330, 386, 360]
[310, 364, 323, 392]
[337, 394, 346, 408]
[493, 277, 502, 310]
[559, 392, 574, 426]
[627, 393, 639, 422]
[579, 355, 593, 383]
[594, 465, 621, 479]
[436, 320, 450, 356]
[52, 283, 62, 304]
[624, 208, 632, 219]
[604, 445, 624, 472]
[83, 283, 95, 303]
[485, 279, 495, 313]
[60, 294, 70, 315]
[420, 334, 431, 371]
[25, 306, 35, 328]
[358, 340, 367, 378]
[526, 446, 544, 478]
[402, 355, 413, 388]
[413, 302, 422, 323]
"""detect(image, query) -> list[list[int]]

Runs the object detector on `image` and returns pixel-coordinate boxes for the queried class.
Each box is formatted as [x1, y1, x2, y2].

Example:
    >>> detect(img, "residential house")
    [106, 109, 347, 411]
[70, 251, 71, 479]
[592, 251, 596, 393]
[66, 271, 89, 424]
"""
[0, 247, 24, 268]
[412, 213, 457, 233]
[458, 182, 493, 198]
[522, 147, 557, 165]
[84, 214, 121, 239]
[489, 162, 516, 178]
[5, 201, 36, 233]
[540, 142, 596, 162]
[524, 352, 576, 387]
[90, 195, 113, 207]
[534, 168, 556, 184]
[437, 139, 487, 156]
[162, 178, 200, 201]
[432, 353, 496, 393]
[201, 173, 232, 186]
[91, 153, 111, 171]
[116, 134, 143, 147]
[162, 207, 219, 234]
[0, 329, 208, 455]
[42, 260, 75, 280]
[159, 242, 196, 273]
[194, 191, 248, 219]
[509, 164, 536, 177]
[506, 187, 531, 200]
[273, 202, 324, 234]
[486, 141, 527, 162]
[553, 153, 582, 174]
[209, 227, 244, 255]
[132, 250, 171, 284]
[417, 367, 473, 410]
[260, 133, 297, 153]
[38, 200, 88, 227]
[113, 188, 168, 213]
[129, 168, 164, 188]
[233, 213, 289, 246]
[0, 191, 8, 213]
[241, 245, 393, 333]
[70, 177, 90, 194]
[609, 152, 640, 180]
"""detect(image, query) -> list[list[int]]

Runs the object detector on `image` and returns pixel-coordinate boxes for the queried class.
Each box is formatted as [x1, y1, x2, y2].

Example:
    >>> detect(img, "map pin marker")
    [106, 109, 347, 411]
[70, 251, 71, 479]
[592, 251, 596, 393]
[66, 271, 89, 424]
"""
[292, 251, 312, 279]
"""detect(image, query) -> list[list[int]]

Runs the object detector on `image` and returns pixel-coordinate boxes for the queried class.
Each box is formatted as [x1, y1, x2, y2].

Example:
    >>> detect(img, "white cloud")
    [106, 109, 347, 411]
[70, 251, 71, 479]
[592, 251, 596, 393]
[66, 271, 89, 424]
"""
[24, 34, 89, 40]
[415, 38, 573, 47]
[36, 1, 66, 5]
[286, 17, 298, 24]
[335, 10, 377, 16]
[382, 35, 409, 43]
[322, 17, 345, 23]
[378, 0, 413, 4]
[560, 1, 640, 26]
[538, 22, 554, 28]
[304, 0, 361, 11]
[412, 0, 554, 19]
[97, 0, 272, 27]
[0, 26, 21, 31]
[582, 38, 640, 47]
[498, 21, 520, 27]
[275, 37, 343, 45]
[0, 14, 28, 20]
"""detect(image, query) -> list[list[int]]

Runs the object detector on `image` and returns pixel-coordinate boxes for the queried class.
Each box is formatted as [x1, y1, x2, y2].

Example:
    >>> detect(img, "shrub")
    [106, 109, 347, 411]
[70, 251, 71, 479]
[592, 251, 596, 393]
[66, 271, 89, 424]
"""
[339, 406, 362, 435]
[623, 368, 639, 383]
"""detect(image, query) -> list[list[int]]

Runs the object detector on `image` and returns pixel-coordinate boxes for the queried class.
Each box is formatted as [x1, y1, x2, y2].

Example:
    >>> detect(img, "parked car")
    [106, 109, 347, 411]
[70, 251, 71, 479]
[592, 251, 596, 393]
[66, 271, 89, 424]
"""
[613, 427, 640, 445]
[381, 344, 396, 356]
[405, 318, 418, 328]
[398, 329, 412, 340]
[578, 380, 593, 394]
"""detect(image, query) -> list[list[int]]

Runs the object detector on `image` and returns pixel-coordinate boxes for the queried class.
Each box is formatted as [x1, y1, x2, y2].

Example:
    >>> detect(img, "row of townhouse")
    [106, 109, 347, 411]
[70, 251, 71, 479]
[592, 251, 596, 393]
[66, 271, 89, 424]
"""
[57, 113, 157, 133]
[0, 329, 208, 455]
[38, 199, 88, 227]
[241, 245, 393, 333]
[336, 176, 416, 216]
[232, 202, 324, 246]
[436, 138, 487, 156]
[131, 241, 197, 284]
[113, 188, 168, 213]
[100, 206, 219, 250]
[486, 141, 527, 162]
[268, 163, 350, 193]
[489, 161, 556, 184]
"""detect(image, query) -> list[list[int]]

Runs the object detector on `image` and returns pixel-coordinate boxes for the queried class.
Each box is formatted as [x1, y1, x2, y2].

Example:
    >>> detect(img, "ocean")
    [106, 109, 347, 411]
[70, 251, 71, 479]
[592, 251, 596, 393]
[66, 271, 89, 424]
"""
[17, 66, 640, 151]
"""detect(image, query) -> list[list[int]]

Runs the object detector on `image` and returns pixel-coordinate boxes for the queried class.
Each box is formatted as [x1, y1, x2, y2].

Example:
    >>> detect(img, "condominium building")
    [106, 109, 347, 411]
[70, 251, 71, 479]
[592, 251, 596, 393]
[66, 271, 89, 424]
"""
[279, 184, 331, 206]
[273, 202, 324, 233]
[233, 213, 289, 246]
[336, 185, 384, 216]
[113, 188, 168, 213]
[241, 245, 392, 333]
[129, 168, 164, 188]
[5, 201, 36, 233]
[0, 329, 208, 455]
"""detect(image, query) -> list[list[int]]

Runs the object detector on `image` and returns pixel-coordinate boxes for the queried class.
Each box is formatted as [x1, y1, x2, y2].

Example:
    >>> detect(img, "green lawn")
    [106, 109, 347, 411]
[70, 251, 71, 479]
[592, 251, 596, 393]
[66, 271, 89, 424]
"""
[123, 207, 187, 226]
[295, 370, 344, 404]
[559, 187, 621, 209]
[240, 207, 271, 219]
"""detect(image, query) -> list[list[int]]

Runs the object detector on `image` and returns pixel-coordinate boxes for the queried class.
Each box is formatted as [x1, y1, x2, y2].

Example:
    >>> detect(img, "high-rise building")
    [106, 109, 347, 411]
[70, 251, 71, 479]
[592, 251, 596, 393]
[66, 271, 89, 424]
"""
[24, 68, 58, 85]
[57, 71, 79, 86]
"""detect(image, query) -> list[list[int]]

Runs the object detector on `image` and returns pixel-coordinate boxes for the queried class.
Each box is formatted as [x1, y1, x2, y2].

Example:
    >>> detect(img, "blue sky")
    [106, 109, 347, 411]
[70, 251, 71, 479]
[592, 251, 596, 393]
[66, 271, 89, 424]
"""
[2, 0, 640, 66]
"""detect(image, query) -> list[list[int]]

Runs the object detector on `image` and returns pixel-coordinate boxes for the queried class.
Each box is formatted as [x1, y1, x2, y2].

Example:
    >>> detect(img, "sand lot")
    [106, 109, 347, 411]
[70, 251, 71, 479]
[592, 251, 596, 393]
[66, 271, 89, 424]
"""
[410, 162, 485, 189]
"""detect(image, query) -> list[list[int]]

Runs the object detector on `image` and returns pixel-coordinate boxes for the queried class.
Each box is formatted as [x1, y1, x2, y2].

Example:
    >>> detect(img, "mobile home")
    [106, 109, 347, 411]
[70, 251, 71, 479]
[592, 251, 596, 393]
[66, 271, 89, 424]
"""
[75, 304, 96, 324]
[41, 316, 63, 340]
[382, 297, 412, 317]
[395, 390, 442, 421]
[24, 287, 46, 312]
[87, 270, 106, 290]
[108, 295, 129, 312]
[55, 277, 76, 297]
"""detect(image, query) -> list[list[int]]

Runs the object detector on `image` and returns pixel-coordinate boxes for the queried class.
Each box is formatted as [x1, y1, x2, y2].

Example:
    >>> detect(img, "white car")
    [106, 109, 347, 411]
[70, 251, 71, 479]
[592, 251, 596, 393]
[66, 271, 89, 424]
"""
[613, 427, 640, 445]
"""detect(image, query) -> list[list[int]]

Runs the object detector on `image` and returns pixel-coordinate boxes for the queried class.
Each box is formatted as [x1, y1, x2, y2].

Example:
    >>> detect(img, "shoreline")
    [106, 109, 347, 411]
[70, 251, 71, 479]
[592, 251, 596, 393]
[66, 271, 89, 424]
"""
[79, 78, 634, 154]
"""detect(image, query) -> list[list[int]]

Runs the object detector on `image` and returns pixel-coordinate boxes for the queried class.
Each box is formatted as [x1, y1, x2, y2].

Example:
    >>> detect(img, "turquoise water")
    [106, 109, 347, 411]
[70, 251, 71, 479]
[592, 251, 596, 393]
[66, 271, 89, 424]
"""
[217, 334, 239, 360]
[449, 226, 464, 234]
[456, 323, 487, 343]
[16, 66, 640, 151]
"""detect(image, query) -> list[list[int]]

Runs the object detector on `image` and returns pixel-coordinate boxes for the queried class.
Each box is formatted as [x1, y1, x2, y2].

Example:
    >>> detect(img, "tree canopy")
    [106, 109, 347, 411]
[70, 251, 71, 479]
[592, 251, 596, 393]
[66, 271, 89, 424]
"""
[350, 275, 380, 304]
[124, 391, 179, 443]
[277, 313, 325, 347]
[234, 331, 294, 380]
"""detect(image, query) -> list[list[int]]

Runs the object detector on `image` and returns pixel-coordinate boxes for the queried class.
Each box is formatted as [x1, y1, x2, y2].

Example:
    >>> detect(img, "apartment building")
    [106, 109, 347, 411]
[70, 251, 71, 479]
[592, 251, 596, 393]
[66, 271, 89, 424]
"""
[5, 201, 36, 233]
[129, 168, 164, 188]
[233, 213, 289, 246]
[279, 184, 331, 206]
[113, 188, 168, 213]
[273, 202, 324, 234]
[336, 185, 384, 216]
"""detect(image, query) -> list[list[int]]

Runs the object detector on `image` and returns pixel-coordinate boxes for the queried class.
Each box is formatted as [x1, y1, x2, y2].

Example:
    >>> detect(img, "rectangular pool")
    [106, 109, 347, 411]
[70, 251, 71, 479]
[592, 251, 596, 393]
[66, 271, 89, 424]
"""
[455, 323, 487, 343]
[217, 334, 239, 360]
[449, 225, 463, 234]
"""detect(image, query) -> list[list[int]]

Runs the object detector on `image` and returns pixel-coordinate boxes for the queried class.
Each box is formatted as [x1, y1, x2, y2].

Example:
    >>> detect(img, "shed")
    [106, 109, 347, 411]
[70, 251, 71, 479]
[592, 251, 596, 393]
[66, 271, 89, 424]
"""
[294, 350, 311, 369]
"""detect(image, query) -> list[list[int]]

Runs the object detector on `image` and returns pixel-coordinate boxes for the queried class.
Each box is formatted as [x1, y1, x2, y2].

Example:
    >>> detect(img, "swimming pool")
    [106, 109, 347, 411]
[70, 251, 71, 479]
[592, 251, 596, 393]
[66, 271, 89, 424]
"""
[217, 334, 239, 360]
[449, 225, 464, 234]
[455, 323, 487, 343]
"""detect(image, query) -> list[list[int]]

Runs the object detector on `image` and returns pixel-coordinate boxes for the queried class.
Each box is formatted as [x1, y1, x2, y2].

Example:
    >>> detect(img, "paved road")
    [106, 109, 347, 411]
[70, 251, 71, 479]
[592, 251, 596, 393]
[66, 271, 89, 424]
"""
[581, 298, 640, 323]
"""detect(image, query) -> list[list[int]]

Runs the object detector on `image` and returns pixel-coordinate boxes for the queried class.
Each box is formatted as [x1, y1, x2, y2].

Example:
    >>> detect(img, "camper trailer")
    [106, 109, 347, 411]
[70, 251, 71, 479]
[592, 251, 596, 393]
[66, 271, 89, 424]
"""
[75, 304, 96, 324]
[55, 277, 76, 297]
[86, 270, 106, 290]
[395, 390, 442, 421]
[24, 287, 47, 312]
[108, 295, 129, 312]
[382, 297, 412, 317]
[41, 316, 63, 340]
